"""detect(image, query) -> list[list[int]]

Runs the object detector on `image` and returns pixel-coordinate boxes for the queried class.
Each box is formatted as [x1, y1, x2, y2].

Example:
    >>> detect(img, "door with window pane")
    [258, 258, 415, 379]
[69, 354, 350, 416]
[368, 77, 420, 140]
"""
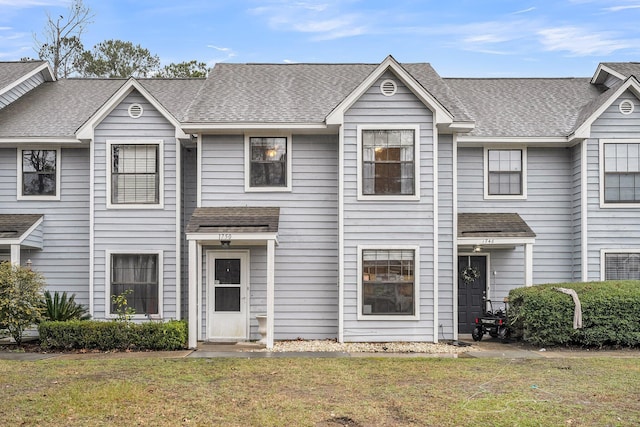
[207, 251, 249, 340]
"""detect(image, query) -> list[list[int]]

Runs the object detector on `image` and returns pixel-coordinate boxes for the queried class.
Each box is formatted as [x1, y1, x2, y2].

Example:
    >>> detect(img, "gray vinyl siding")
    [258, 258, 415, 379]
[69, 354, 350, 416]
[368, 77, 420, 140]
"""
[181, 145, 197, 320]
[199, 133, 339, 340]
[92, 90, 178, 319]
[438, 134, 455, 336]
[0, 147, 90, 304]
[0, 72, 45, 109]
[342, 72, 436, 342]
[571, 143, 583, 281]
[458, 146, 574, 298]
[586, 90, 640, 280]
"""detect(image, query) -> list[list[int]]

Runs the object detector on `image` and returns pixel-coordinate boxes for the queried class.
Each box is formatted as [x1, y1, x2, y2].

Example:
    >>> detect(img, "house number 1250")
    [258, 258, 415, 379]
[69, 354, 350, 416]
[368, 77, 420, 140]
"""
[219, 234, 232, 240]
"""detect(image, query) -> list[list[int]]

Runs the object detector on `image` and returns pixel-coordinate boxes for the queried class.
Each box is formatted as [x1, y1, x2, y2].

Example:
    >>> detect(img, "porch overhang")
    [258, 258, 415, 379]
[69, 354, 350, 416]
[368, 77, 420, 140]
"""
[0, 214, 44, 265]
[457, 213, 536, 286]
[186, 207, 280, 350]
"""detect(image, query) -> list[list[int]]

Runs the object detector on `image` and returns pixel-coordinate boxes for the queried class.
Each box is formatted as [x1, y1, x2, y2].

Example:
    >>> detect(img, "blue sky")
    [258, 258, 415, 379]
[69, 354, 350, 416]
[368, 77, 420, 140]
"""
[1, 0, 639, 77]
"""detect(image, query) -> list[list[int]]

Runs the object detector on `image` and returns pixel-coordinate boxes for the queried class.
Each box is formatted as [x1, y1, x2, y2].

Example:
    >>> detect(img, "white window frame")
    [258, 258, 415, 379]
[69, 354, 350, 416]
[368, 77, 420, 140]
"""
[105, 249, 163, 320]
[17, 147, 61, 201]
[357, 124, 421, 201]
[106, 140, 164, 209]
[600, 248, 640, 281]
[483, 146, 527, 200]
[357, 245, 420, 321]
[599, 139, 640, 208]
[244, 133, 292, 192]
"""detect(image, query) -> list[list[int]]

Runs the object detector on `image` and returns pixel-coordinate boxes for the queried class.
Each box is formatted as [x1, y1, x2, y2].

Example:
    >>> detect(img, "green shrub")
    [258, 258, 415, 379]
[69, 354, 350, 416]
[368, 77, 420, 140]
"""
[509, 280, 640, 347]
[0, 263, 46, 345]
[38, 319, 188, 351]
[43, 291, 90, 321]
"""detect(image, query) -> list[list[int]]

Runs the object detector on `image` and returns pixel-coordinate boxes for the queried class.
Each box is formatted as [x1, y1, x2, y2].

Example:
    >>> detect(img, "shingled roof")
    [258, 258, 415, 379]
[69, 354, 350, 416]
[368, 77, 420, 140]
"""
[186, 207, 280, 234]
[0, 61, 48, 91]
[458, 213, 535, 238]
[183, 62, 471, 124]
[0, 78, 204, 138]
[0, 214, 43, 240]
[445, 78, 603, 137]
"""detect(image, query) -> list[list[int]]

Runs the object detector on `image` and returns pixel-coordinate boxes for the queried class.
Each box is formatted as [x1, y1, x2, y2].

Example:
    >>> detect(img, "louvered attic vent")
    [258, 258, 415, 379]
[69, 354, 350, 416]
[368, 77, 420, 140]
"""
[128, 103, 144, 118]
[380, 79, 397, 96]
[619, 100, 635, 115]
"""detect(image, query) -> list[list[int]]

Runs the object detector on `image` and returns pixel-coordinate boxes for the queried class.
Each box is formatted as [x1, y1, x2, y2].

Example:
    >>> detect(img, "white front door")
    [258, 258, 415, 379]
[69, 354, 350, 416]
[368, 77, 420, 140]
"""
[207, 251, 249, 341]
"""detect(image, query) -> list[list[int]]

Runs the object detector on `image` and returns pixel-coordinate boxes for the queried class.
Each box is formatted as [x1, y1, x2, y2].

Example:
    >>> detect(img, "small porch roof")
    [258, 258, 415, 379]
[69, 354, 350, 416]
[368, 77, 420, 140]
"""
[186, 207, 280, 244]
[0, 214, 44, 249]
[458, 213, 535, 247]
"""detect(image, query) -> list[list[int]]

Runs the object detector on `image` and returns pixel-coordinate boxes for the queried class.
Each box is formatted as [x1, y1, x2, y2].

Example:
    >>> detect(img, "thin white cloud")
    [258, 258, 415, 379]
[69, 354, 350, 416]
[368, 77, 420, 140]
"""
[283, 59, 296, 63]
[537, 26, 638, 56]
[512, 7, 536, 14]
[604, 4, 640, 11]
[248, 0, 370, 41]
[0, 0, 66, 6]
[207, 45, 232, 52]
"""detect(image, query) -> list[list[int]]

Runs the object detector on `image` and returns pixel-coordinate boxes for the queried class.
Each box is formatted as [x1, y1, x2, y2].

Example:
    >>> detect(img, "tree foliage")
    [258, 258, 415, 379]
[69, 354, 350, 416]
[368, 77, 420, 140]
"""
[34, 0, 93, 78]
[0, 263, 46, 345]
[76, 39, 161, 78]
[156, 60, 209, 78]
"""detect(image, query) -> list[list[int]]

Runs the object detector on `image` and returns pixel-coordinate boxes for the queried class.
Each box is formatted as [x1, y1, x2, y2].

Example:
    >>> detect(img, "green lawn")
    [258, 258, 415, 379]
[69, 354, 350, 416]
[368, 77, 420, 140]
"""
[1, 357, 638, 426]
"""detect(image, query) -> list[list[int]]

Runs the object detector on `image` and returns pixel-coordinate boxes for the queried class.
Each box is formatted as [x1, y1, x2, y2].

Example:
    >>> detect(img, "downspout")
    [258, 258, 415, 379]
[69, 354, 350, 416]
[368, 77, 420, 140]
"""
[338, 125, 345, 343]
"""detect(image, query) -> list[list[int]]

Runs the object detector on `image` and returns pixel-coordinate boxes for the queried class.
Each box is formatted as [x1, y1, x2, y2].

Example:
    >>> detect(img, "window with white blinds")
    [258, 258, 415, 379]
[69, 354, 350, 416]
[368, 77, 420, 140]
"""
[111, 144, 159, 205]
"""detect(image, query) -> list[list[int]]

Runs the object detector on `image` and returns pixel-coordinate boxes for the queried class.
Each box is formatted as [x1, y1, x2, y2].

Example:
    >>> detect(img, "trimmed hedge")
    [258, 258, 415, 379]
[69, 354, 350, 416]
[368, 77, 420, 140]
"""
[38, 319, 188, 351]
[508, 280, 640, 347]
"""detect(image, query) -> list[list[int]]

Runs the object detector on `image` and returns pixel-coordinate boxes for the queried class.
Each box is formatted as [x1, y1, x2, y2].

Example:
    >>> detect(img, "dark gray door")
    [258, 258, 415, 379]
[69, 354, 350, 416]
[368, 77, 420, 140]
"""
[457, 255, 487, 334]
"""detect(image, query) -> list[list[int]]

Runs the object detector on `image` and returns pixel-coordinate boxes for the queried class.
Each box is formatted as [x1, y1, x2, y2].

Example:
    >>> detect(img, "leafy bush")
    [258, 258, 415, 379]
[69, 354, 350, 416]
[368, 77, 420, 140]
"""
[0, 263, 45, 345]
[38, 319, 188, 351]
[43, 291, 90, 321]
[509, 280, 640, 347]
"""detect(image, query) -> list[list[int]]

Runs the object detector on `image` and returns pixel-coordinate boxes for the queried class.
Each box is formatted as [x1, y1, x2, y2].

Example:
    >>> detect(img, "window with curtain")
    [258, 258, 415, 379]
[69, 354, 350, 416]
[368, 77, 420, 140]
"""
[22, 149, 57, 196]
[110, 253, 159, 315]
[362, 130, 415, 195]
[487, 149, 522, 195]
[249, 137, 287, 187]
[604, 253, 640, 280]
[111, 144, 159, 204]
[362, 249, 415, 315]
[604, 143, 640, 203]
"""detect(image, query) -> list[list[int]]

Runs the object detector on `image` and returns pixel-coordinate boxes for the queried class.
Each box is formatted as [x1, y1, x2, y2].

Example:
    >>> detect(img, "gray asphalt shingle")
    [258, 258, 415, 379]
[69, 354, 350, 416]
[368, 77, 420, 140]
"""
[0, 61, 47, 92]
[444, 78, 603, 137]
[186, 207, 280, 234]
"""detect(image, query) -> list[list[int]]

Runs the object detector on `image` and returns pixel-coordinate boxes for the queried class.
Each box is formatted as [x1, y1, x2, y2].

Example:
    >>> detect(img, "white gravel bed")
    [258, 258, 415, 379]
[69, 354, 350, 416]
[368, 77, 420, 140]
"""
[253, 339, 472, 353]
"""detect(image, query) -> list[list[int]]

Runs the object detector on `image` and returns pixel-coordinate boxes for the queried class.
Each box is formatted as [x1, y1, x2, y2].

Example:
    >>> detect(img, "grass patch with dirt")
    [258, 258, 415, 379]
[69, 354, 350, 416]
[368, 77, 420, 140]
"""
[0, 357, 638, 426]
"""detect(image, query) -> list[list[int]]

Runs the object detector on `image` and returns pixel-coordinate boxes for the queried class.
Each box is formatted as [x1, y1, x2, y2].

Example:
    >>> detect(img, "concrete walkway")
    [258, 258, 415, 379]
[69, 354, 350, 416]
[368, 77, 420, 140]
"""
[1, 338, 638, 361]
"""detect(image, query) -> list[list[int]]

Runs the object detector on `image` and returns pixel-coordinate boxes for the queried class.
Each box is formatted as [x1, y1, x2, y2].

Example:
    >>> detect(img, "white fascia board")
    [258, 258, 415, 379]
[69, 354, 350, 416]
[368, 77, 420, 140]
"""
[0, 137, 83, 146]
[0, 62, 55, 97]
[186, 232, 279, 244]
[76, 78, 188, 140]
[181, 123, 330, 133]
[440, 121, 475, 133]
[457, 136, 570, 147]
[571, 77, 640, 140]
[16, 216, 44, 246]
[457, 237, 535, 246]
[325, 55, 454, 126]
[591, 64, 626, 85]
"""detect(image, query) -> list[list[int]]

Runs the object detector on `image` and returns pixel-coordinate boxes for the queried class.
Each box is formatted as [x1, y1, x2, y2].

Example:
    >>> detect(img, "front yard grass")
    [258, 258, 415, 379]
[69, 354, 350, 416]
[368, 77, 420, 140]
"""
[1, 357, 638, 426]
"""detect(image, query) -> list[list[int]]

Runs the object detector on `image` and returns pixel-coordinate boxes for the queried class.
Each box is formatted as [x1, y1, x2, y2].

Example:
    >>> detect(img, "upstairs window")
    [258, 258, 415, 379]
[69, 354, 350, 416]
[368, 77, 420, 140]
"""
[486, 148, 526, 198]
[19, 149, 59, 199]
[361, 128, 417, 197]
[109, 142, 161, 206]
[603, 143, 640, 204]
[245, 136, 291, 191]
